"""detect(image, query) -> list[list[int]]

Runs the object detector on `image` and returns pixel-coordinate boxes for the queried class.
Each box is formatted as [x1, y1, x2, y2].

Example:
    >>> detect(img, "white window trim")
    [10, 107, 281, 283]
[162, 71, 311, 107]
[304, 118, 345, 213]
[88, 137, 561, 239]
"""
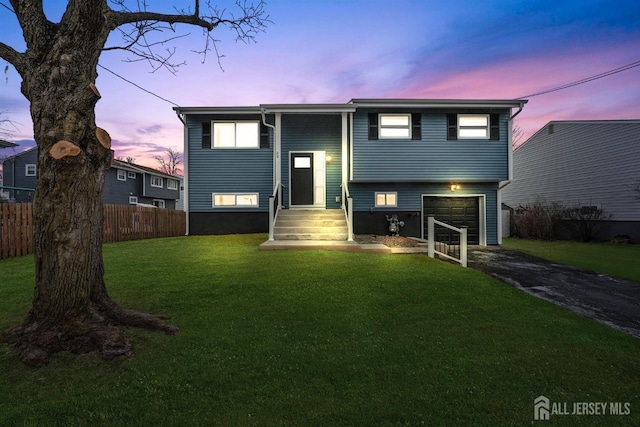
[129, 196, 138, 204]
[127, 171, 137, 179]
[150, 176, 163, 188]
[458, 114, 490, 139]
[212, 121, 260, 149]
[117, 169, 127, 181]
[379, 114, 411, 139]
[25, 164, 36, 177]
[375, 192, 398, 207]
[152, 199, 166, 208]
[212, 193, 260, 208]
[167, 179, 178, 190]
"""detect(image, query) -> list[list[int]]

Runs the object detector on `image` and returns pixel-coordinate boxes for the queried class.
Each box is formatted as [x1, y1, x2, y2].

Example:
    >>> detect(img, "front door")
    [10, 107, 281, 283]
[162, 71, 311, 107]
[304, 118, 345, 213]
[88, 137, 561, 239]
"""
[290, 153, 314, 206]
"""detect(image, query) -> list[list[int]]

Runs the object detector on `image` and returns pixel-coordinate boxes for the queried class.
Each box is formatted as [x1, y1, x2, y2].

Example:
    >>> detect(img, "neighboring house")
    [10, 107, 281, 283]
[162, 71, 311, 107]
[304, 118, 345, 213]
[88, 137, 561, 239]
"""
[1, 148, 182, 208]
[502, 120, 640, 241]
[0, 139, 18, 201]
[175, 98, 527, 245]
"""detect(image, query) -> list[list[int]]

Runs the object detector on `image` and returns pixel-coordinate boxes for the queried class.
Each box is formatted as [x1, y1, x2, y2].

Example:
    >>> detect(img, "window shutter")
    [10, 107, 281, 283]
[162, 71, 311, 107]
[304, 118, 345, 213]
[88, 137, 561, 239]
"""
[411, 113, 421, 140]
[202, 122, 211, 148]
[260, 123, 270, 148]
[490, 114, 500, 140]
[447, 114, 457, 140]
[368, 113, 378, 140]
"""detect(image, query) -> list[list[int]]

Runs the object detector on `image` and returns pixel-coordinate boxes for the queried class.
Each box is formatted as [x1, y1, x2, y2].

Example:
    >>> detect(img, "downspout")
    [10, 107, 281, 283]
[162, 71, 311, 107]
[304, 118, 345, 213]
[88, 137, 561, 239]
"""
[173, 107, 189, 234]
[261, 107, 279, 198]
[498, 100, 527, 243]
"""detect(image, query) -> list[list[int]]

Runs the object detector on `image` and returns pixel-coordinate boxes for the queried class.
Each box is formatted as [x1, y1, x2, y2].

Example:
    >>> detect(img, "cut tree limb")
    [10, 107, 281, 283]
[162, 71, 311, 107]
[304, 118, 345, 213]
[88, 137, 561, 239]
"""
[95, 127, 111, 149]
[50, 140, 81, 159]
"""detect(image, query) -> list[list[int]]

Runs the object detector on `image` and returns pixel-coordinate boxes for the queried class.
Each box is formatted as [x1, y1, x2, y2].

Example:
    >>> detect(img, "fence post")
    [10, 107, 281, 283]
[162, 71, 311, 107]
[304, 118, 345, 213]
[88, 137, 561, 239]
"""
[460, 226, 468, 268]
[427, 216, 434, 259]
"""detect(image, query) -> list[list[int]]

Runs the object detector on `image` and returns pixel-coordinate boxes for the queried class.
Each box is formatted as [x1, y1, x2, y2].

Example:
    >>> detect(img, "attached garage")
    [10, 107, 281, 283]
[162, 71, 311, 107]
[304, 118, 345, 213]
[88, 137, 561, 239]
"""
[422, 195, 484, 245]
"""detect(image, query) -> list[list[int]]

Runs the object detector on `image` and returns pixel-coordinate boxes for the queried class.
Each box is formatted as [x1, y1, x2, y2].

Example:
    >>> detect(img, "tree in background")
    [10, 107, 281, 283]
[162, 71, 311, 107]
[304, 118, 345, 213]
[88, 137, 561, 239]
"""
[0, 0, 268, 367]
[155, 147, 183, 175]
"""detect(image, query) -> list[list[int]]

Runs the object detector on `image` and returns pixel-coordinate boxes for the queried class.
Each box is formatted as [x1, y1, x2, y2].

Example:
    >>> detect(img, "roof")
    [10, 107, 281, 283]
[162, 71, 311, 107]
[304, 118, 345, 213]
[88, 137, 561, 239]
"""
[0, 139, 17, 149]
[112, 159, 182, 179]
[174, 98, 528, 115]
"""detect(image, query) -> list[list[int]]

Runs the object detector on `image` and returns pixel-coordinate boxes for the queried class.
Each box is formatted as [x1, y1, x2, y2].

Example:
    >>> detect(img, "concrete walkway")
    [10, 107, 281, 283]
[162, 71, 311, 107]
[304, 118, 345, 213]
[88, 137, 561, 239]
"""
[468, 247, 640, 340]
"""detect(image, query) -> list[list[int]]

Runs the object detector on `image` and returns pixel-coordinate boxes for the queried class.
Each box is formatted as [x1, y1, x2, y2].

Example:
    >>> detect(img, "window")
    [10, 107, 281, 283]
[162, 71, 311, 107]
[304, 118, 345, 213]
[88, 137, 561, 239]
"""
[375, 192, 397, 207]
[379, 114, 411, 139]
[25, 164, 36, 177]
[167, 179, 178, 190]
[129, 196, 138, 204]
[447, 113, 499, 140]
[117, 170, 126, 181]
[368, 113, 421, 140]
[152, 199, 166, 208]
[212, 193, 259, 207]
[213, 121, 259, 148]
[127, 171, 136, 179]
[458, 114, 489, 139]
[150, 176, 163, 188]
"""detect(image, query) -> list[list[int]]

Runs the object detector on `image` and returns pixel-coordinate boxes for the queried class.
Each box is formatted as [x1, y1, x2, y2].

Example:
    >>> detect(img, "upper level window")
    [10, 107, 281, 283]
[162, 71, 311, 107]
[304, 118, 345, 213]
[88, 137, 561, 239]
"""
[150, 176, 163, 188]
[448, 113, 499, 140]
[379, 114, 411, 139]
[117, 169, 126, 181]
[458, 115, 489, 139]
[167, 179, 178, 190]
[25, 164, 36, 177]
[127, 171, 136, 179]
[213, 121, 259, 148]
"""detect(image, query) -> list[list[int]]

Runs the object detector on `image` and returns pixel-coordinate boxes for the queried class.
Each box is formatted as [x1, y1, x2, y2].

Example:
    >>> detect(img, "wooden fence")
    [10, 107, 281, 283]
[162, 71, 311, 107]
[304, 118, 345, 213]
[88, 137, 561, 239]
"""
[0, 203, 186, 260]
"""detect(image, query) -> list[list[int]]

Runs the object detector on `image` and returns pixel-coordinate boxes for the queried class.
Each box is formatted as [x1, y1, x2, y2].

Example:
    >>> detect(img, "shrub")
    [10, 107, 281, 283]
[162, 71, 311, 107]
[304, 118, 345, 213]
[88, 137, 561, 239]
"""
[511, 198, 564, 240]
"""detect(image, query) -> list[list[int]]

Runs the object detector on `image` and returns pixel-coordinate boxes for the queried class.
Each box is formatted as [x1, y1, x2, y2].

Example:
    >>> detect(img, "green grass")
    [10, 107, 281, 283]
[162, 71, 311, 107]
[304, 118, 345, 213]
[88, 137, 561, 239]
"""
[1, 234, 639, 426]
[503, 237, 640, 282]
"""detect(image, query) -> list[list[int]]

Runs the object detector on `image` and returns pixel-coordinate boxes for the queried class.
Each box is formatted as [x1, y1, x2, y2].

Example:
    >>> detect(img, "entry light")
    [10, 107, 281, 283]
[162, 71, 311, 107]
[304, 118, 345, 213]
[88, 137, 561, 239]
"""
[450, 184, 461, 192]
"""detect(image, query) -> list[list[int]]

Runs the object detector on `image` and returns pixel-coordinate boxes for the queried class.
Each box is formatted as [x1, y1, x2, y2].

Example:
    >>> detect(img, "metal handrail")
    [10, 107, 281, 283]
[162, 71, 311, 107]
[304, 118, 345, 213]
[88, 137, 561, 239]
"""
[268, 181, 282, 241]
[341, 181, 354, 241]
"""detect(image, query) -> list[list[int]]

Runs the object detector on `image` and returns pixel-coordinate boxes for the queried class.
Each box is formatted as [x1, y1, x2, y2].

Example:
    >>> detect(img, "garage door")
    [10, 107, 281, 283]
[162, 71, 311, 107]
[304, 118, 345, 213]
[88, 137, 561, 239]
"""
[423, 196, 480, 245]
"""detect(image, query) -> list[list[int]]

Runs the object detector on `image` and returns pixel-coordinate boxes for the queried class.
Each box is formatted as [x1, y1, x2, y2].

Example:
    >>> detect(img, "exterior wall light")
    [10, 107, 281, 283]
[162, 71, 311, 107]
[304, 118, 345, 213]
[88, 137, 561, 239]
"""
[450, 184, 461, 191]
[326, 154, 333, 163]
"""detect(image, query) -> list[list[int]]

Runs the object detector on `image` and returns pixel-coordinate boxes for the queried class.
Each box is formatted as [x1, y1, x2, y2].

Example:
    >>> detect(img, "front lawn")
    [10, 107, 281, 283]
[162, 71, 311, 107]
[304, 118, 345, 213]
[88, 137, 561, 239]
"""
[1, 235, 639, 426]
[502, 237, 640, 282]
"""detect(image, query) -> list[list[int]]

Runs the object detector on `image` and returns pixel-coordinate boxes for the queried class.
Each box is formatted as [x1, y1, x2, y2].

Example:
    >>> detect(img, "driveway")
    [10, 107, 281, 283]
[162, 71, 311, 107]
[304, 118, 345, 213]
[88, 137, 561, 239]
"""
[467, 247, 640, 339]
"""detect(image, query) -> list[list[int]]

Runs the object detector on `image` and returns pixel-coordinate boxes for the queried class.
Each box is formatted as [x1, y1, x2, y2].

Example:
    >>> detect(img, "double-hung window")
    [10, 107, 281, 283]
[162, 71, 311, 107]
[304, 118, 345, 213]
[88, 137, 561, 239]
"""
[150, 176, 163, 188]
[117, 169, 126, 181]
[167, 179, 178, 190]
[379, 114, 411, 139]
[458, 114, 490, 139]
[25, 164, 37, 177]
[213, 121, 259, 148]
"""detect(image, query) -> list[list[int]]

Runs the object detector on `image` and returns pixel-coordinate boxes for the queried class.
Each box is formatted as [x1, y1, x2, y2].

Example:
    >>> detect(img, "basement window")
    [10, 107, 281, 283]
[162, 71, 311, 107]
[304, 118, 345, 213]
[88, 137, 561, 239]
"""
[212, 193, 259, 207]
[375, 192, 397, 207]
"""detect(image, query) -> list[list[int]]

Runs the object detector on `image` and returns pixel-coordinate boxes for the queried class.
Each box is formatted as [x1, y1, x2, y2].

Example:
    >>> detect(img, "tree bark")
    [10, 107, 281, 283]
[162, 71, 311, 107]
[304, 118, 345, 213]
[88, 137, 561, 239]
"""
[0, 1, 178, 367]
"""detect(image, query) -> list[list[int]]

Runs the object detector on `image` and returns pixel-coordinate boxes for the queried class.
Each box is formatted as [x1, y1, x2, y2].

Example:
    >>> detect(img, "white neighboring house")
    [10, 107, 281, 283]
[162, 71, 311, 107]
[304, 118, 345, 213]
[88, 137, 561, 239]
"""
[502, 120, 640, 241]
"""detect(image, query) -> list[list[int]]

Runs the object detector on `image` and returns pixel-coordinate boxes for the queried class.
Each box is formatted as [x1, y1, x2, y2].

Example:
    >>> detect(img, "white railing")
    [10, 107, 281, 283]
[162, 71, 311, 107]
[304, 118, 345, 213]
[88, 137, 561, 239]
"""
[268, 181, 282, 241]
[341, 181, 354, 241]
[427, 216, 468, 268]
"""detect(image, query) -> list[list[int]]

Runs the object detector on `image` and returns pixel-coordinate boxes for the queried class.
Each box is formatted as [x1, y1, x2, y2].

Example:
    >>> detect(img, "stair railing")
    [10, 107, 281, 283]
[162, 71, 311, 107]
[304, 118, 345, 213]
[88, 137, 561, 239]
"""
[268, 181, 282, 241]
[427, 216, 468, 267]
[341, 181, 354, 241]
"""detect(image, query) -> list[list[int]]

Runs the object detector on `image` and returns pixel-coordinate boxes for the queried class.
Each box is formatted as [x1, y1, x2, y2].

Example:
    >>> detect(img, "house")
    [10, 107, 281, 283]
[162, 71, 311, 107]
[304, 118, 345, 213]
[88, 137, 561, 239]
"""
[502, 120, 640, 241]
[1, 148, 182, 208]
[174, 98, 528, 245]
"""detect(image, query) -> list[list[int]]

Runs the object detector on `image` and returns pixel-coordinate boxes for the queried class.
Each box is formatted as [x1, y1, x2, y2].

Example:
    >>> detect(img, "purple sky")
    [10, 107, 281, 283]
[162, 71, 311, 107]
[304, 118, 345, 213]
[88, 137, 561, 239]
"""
[1, 0, 639, 169]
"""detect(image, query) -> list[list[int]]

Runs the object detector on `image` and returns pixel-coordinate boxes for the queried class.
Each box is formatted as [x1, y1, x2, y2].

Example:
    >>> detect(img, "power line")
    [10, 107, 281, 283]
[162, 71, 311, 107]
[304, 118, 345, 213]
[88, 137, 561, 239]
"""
[97, 64, 180, 107]
[518, 59, 640, 99]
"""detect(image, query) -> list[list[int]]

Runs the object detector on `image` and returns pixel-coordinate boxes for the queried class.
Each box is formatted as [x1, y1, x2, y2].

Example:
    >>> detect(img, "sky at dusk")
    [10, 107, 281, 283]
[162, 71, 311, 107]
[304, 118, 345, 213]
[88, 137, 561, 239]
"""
[1, 0, 639, 169]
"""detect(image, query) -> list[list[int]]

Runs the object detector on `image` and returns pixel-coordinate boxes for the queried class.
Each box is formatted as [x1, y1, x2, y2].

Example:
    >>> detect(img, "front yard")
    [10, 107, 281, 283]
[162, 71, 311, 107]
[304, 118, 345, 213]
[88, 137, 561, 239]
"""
[1, 235, 638, 425]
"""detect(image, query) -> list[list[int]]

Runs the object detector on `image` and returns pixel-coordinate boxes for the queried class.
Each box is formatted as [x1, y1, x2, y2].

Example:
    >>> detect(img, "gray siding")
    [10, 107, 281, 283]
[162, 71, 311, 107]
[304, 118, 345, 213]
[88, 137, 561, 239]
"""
[502, 121, 640, 221]
[104, 168, 141, 204]
[186, 115, 273, 212]
[1, 148, 38, 202]
[350, 182, 500, 244]
[352, 110, 510, 181]
[142, 174, 180, 200]
[281, 114, 343, 208]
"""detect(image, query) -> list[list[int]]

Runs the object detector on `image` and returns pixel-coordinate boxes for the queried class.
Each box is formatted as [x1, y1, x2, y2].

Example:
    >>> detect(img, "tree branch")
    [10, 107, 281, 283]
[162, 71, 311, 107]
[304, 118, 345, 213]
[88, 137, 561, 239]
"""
[0, 41, 25, 73]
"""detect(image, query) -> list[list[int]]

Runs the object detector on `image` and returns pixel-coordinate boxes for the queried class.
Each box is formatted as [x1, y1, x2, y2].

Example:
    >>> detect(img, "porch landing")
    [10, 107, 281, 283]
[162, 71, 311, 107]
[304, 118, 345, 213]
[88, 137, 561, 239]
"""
[258, 239, 428, 254]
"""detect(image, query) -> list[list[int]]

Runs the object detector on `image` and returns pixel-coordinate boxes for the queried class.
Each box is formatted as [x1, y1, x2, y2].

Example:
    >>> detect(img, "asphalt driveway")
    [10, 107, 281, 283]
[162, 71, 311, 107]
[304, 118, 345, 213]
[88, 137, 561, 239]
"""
[467, 247, 640, 339]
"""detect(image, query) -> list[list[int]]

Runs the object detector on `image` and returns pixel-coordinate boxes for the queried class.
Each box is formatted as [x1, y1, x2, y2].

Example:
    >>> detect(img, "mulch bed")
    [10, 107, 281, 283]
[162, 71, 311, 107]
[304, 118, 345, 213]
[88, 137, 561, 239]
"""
[354, 235, 420, 248]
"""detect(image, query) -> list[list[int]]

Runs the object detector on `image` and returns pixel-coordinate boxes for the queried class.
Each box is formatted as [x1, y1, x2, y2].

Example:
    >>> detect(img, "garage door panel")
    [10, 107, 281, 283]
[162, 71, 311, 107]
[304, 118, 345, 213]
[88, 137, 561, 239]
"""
[423, 196, 480, 245]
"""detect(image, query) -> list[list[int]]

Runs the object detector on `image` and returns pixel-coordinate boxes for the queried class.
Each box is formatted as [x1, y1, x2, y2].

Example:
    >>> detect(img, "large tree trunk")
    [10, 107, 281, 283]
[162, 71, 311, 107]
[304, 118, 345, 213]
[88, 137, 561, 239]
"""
[0, 3, 178, 367]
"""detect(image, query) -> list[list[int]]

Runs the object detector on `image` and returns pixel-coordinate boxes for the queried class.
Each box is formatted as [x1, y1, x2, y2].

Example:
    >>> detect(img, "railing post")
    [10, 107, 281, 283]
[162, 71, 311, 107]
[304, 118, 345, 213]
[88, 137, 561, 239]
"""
[460, 226, 468, 268]
[427, 216, 434, 259]
[347, 196, 354, 241]
[268, 196, 275, 241]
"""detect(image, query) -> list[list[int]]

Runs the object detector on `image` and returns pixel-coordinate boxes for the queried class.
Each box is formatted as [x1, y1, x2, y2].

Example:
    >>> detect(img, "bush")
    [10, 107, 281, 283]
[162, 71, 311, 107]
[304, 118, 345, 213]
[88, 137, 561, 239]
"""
[562, 205, 611, 242]
[511, 198, 564, 240]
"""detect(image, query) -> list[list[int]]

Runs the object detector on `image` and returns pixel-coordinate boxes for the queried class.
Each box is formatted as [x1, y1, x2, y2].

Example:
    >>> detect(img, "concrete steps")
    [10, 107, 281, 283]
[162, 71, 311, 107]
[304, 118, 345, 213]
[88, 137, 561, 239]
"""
[273, 209, 348, 241]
